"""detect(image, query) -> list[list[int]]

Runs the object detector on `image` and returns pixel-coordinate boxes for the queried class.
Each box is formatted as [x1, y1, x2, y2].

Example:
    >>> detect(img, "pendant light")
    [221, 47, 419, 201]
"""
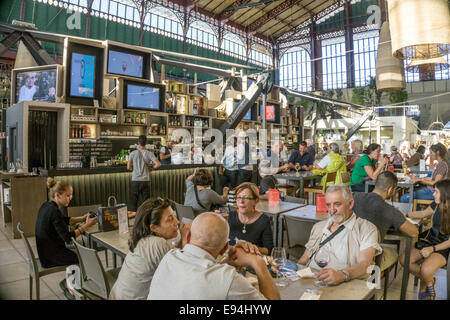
[388, 0, 450, 60]
[406, 55, 449, 73]
[376, 21, 406, 92]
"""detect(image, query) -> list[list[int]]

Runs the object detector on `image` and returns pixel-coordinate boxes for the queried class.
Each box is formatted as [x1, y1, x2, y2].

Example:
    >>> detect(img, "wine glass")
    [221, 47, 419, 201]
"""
[271, 247, 288, 287]
[295, 162, 301, 176]
[314, 248, 330, 287]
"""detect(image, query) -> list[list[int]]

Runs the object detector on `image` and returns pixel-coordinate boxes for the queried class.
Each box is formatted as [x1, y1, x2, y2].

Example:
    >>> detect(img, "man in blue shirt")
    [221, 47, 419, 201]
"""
[287, 141, 314, 171]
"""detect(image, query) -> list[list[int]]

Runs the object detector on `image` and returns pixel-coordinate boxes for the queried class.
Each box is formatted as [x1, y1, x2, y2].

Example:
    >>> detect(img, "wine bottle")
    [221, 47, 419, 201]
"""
[136, 113, 140, 124]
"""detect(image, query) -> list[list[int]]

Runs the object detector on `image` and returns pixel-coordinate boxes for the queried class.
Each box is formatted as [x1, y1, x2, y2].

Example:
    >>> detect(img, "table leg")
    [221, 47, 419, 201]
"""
[400, 237, 411, 300]
[113, 253, 117, 268]
[299, 179, 304, 199]
[365, 182, 368, 193]
[277, 215, 284, 248]
[272, 215, 278, 247]
[409, 185, 414, 204]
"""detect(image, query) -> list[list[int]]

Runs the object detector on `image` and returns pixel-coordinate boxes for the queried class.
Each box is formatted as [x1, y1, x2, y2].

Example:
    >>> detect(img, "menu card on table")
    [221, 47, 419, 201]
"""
[118, 206, 129, 235]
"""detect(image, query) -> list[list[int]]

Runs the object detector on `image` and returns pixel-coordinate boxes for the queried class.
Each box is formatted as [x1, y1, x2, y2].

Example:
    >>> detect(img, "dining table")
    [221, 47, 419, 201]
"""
[365, 179, 416, 204]
[246, 264, 376, 300]
[273, 171, 322, 198]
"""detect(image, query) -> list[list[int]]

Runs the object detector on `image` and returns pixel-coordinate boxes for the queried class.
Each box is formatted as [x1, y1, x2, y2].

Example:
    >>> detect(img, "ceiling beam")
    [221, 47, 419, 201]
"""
[222, 0, 277, 13]
[247, 0, 301, 33]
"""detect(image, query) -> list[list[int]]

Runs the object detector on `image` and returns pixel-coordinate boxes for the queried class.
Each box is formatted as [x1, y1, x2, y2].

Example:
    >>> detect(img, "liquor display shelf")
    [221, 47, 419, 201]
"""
[69, 140, 113, 162]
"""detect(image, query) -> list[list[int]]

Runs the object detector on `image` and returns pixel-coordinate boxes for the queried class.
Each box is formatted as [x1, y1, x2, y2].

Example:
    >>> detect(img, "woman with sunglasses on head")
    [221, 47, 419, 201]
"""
[399, 179, 450, 300]
[109, 198, 189, 300]
[35, 178, 98, 269]
[227, 183, 273, 256]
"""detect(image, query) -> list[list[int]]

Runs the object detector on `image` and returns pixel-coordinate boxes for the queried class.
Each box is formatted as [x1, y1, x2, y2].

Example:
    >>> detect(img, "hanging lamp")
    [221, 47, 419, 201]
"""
[388, 0, 450, 60]
[376, 21, 406, 92]
[406, 53, 449, 73]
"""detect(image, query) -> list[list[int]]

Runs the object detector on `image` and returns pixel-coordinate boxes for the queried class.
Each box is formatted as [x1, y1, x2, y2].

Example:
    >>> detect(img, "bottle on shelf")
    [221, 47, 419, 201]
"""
[136, 113, 141, 124]
[177, 118, 181, 127]
[193, 102, 198, 115]
[140, 113, 146, 124]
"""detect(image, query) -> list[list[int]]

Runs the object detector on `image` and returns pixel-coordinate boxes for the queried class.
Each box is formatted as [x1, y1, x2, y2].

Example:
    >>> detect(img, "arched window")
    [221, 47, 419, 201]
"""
[280, 47, 312, 92]
[321, 36, 347, 90]
[221, 33, 245, 60]
[187, 21, 218, 49]
[148, 6, 183, 37]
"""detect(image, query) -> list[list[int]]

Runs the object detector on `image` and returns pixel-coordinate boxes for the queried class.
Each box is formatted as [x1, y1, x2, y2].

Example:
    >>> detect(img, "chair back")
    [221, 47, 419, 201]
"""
[68, 204, 102, 218]
[340, 172, 351, 184]
[283, 215, 315, 257]
[283, 196, 306, 204]
[17, 223, 39, 277]
[174, 202, 196, 221]
[72, 238, 110, 299]
[322, 172, 337, 192]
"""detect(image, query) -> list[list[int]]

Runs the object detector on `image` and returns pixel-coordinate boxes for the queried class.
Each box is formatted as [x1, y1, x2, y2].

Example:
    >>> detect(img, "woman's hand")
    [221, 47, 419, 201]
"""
[234, 240, 261, 256]
[85, 215, 98, 228]
[223, 187, 230, 195]
[420, 246, 434, 258]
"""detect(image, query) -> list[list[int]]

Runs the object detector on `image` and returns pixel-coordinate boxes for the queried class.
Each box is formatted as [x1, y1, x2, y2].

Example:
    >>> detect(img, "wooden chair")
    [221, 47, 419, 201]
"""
[413, 199, 433, 211]
[276, 184, 296, 197]
[340, 172, 351, 185]
[303, 172, 336, 205]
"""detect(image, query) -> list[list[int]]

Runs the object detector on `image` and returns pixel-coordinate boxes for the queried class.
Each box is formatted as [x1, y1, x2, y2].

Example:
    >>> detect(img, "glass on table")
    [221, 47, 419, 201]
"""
[313, 248, 330, 287]
[294, 162, 301, 176]
[270, 247, 288, 287]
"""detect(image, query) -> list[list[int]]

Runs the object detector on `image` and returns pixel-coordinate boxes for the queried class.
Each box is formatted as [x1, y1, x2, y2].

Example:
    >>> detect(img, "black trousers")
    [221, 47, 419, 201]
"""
[238, 169, 253, 186]
[222, 169, 239, 190]
[130, 181, 150, 212]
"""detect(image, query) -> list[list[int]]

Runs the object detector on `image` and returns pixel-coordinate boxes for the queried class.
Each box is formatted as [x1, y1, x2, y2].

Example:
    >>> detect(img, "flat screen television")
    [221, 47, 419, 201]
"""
[260, 103, 280, 123]
[123, 80, 165, 111]
[65, 41, 104, 106]
[106, 44, 150, 80]
[11, 65, 63, 104]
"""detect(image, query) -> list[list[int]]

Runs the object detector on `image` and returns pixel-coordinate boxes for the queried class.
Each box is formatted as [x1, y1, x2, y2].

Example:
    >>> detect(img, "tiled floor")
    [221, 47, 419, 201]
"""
[0, 222, 117, 300]
[0, 221, 447, 300]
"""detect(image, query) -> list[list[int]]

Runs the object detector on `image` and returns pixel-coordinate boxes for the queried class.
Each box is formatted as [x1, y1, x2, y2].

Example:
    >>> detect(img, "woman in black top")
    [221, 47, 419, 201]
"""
[228, 182, 273, 255]
[400, 179, 450, 300]
[35, 178, 98, 268]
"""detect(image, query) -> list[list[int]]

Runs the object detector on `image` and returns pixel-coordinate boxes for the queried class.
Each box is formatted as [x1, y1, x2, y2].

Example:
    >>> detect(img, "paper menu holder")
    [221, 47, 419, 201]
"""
[118, 206, 129, 236]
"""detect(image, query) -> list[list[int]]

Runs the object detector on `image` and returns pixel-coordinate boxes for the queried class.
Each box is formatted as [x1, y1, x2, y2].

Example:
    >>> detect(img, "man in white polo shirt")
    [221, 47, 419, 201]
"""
[148, 212, 280, 300]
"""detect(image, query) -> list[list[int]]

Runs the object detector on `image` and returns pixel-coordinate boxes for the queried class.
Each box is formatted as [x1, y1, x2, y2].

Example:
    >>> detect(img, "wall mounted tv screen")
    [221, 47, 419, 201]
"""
[260, 103, 279, 123]
[70, 52, 95, 98]
[124, 81, 164, 111]
[15, 69, 57, 103]
[107, 45, 149, 79]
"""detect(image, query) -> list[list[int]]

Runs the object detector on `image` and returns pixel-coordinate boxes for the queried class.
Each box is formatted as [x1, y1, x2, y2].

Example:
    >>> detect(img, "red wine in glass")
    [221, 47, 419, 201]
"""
[316, 260, 328, 268]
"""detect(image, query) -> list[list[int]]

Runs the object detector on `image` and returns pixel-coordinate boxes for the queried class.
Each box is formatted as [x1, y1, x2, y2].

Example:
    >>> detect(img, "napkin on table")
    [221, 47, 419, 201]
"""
[296, 267, 316, 278]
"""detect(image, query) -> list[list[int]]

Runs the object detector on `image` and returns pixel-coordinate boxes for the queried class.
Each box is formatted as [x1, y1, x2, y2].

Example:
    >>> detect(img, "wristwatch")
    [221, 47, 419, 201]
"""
[341, 270, 350, 282]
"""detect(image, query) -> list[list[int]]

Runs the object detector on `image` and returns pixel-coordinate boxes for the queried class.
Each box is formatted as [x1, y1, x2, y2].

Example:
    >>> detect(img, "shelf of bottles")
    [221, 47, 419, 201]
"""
[98, 108, 118, 124]
[70, 123, 97, 139]
[147, 115, 167, 137]
[123, 110, 147, 125]
[168, 115, 183, 127]
[70, 106, 97, 122]
[184, 115, 210, 129]
[100, 123, 145, 138]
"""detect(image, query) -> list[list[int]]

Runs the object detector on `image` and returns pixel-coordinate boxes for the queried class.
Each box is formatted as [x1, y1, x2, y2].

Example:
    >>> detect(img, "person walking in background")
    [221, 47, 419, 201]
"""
[128, 135, 161, 212]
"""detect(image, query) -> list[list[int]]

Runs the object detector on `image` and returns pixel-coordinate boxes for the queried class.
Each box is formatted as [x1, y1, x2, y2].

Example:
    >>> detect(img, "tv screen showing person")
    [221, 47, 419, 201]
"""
[127, 84, 160, 110]
[70, 52, 95, 98]
[108, 50, 144, 78]
[16, 70, 57, 103]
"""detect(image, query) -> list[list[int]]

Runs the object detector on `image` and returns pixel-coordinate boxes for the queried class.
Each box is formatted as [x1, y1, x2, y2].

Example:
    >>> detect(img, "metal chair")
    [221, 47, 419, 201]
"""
[283, 195, 306, 204]
[17, 222, 70, 300]
[303, 172, 337, 205]
[174, 202, 196, 221]
[282, 215, 315, 260]
[71, 238, 120, 300]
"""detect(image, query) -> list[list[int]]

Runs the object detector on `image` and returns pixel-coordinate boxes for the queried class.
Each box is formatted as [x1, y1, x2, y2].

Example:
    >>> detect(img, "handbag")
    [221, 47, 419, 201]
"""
[414, 229, 433, 250]
[97, 196, 127, 232]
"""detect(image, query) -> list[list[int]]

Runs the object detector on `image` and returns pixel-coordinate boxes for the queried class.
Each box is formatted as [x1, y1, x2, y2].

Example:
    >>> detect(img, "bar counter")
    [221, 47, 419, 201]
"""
[39, 163, 218, 177]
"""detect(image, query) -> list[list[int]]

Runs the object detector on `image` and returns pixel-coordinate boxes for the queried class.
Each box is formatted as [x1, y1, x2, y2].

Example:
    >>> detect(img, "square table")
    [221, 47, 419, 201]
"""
[274, 172, 322, 197]
[246, 264, 376, 300]
[91, 229, 129, 261]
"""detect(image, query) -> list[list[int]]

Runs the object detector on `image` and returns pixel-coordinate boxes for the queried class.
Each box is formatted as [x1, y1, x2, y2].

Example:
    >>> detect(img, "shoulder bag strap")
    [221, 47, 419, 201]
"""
[310, 224, 346, 260]
[193, 184, 207, 209]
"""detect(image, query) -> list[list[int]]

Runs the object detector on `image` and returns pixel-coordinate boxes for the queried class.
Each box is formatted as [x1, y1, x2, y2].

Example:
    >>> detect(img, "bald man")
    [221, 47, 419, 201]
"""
[147, 212, 280, 300]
